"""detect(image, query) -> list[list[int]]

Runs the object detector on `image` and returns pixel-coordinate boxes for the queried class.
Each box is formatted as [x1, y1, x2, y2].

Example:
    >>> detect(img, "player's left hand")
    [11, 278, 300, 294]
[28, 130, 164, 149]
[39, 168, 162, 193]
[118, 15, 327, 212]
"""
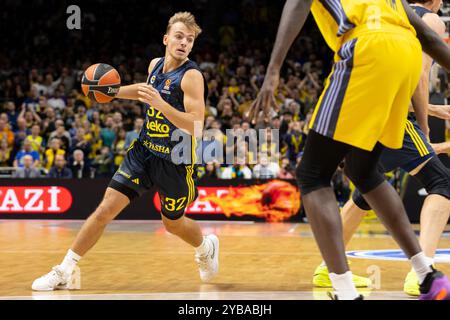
[138, 85, 166, 110]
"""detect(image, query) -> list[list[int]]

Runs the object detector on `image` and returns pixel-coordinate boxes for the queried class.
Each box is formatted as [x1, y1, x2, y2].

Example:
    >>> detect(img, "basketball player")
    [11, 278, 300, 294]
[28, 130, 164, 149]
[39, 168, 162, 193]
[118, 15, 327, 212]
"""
[249, 0, 450, 300]
[32, 12, 219, 291]
[312, 0, 450, 296]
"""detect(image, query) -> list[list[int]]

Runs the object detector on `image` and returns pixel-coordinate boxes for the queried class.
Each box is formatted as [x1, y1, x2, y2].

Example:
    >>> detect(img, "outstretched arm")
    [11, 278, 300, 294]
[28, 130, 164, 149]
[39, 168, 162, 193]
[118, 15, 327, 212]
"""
[247, 0, 313, 123]
[115, 58, 161, 100]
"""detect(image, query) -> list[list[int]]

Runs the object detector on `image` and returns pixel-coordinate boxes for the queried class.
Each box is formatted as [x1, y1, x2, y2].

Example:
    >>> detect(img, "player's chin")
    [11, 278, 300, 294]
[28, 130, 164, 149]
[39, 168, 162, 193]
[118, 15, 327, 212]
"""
[174, 50, 188, 59]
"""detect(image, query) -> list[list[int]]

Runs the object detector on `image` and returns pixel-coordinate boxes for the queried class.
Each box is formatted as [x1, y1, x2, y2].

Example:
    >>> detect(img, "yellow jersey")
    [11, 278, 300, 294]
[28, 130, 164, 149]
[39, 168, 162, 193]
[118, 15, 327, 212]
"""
[311, 0, 416, 52]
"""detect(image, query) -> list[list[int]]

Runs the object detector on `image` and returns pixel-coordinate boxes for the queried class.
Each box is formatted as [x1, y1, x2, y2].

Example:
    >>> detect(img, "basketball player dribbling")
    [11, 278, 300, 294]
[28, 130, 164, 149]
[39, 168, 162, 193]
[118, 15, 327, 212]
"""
[311, 0, 450, 297]
[32, 12, 219, 291]
[249, 0, 450, 299]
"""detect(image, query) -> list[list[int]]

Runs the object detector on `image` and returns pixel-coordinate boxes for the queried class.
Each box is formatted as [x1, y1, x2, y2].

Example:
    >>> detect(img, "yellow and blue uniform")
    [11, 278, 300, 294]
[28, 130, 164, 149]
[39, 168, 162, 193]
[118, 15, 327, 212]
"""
[110, 58, 206, 219]
[310, 0, 422, 151]
[351, 5, 450, 216]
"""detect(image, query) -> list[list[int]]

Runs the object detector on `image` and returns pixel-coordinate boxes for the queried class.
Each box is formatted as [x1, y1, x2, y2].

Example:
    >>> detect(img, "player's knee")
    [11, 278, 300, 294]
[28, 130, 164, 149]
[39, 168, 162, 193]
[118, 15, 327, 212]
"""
[415, 157, 450, 201]
[352, 189, 372, 211]
[344, 165, 384, 194]
[296, 162, 331, 195]
[92, 203, 117, 225]
[162, 215, 185, 234]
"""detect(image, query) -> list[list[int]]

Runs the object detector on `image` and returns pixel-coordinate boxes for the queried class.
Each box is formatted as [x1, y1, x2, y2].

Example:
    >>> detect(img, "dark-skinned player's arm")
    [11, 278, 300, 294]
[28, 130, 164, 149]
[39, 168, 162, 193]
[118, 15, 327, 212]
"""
[401, 0, 450, 72]
[246, 0, 313, 124]
[137, 69, 205, 138]
[115, 58, 161, 100]
[409, 11, 446, 138]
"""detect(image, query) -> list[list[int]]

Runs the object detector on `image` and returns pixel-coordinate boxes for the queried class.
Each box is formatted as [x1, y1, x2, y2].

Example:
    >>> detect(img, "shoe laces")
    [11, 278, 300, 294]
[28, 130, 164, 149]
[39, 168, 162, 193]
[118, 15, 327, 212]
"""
[44, 266, 66, 285]
[195, 254, 210, 269]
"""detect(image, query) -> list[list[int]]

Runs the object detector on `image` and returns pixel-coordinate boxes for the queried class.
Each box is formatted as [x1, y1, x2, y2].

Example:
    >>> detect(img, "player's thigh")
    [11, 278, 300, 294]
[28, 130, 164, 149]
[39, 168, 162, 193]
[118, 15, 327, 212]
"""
[156, 162, 197, 220]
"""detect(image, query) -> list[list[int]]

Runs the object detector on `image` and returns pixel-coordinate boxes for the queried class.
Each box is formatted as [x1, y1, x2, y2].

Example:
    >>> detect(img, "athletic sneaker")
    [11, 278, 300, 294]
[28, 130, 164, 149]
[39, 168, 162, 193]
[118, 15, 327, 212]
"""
[313, 264, 372, 288]
[403, 270, 420, 296]
[419, 268, 450, 300]
[195, 234, 219, 282]
[32, 265, 80, 291]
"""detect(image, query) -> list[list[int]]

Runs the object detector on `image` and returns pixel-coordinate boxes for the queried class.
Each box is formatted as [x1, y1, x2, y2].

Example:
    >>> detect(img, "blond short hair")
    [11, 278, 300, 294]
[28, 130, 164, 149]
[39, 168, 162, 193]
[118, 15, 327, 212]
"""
[166, 12, 202, 38]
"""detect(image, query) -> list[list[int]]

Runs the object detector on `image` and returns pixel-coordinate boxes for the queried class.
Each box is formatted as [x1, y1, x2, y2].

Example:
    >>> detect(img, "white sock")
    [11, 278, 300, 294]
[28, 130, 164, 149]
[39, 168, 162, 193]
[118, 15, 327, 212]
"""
[329, 271, 359, 300]
[411, 252, 433, 284]
[195, 236, 211, 256]
[59, 249, 81, 275]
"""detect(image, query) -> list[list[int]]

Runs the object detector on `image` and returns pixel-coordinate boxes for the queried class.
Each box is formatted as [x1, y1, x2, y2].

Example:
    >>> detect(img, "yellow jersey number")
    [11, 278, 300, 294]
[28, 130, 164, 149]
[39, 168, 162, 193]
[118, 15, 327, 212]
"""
[164, 196, 187, 212]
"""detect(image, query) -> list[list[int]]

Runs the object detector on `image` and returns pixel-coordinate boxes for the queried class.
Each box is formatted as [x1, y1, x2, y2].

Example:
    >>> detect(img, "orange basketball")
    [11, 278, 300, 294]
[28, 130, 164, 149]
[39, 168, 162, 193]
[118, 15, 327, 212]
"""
[81, 63, 121, 103]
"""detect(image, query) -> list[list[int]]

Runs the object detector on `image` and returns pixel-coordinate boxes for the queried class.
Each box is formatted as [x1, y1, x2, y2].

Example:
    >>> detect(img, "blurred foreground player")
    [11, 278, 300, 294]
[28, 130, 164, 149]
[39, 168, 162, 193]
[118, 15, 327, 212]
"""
[32, 12, 219, 291]
[249, 0, 450, 300]
[312, 0, 450, 297]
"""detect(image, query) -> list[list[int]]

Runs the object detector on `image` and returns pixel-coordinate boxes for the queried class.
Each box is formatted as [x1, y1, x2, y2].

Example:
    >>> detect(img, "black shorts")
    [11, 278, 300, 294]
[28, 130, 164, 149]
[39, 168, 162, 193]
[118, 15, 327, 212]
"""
[110, 140, 198, 219]
[380, 114, 435, 173]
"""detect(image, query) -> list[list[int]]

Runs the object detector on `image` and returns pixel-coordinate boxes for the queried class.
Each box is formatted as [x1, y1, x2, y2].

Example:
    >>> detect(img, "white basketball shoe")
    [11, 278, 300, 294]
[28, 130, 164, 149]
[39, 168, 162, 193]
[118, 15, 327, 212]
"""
[195, 234, 219, 282]
[32, 265, 81, 291]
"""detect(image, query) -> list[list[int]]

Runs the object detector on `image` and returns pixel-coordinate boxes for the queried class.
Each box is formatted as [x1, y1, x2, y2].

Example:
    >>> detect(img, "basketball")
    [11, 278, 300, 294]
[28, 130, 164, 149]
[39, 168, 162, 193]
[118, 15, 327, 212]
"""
[81, 63, 121, 103]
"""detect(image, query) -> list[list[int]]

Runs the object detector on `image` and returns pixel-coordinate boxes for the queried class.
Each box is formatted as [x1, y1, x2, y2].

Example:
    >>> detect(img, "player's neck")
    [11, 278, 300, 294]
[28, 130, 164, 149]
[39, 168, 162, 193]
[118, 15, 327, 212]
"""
[162, 55, 188, 73]
[413, 3, 433, 11]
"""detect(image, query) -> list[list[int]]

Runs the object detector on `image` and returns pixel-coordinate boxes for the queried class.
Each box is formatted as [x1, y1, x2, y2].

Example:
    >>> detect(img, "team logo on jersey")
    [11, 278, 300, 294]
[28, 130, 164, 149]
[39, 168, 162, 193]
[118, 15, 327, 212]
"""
[150, 76, 156, 84]
[164, 79, 172, 90]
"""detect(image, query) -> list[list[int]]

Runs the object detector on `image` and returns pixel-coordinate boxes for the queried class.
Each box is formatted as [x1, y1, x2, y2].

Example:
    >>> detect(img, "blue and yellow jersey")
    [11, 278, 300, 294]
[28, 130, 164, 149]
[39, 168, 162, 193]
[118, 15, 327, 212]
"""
[138, 58, 207, 162]
[311, 0, 416, 52]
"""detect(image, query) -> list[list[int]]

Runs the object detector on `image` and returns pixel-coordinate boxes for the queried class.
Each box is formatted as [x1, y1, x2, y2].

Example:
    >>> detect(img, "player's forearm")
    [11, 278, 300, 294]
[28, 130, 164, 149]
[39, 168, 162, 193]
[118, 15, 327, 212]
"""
[116, 83, 147, 100]
[266, 0, 313, 73]
[158, 101, 203, 137]
[431, 141, 450, 154]
[401, 0, 450, 72]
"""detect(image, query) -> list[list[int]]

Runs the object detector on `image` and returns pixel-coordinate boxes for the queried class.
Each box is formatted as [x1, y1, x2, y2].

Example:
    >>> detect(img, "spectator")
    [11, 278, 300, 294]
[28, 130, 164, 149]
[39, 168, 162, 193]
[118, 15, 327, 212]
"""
[0, 140, 12, 166]
[278, 157, 295, 179]
[48, 154, 72, 178]
[13, 155, 41, 178]
[4, 101, 18, 130]
[221, 156, 252, 179]
[0, 118, 14, 147]
[44, 138, 65, 171]
[70, 128, 92, 157]
[69, 149, 92, 179]
[252, 153, 280, 179]
[283, 121, 307, 163]
[92, 146, 114, 177]
[113, 128, 127, 169]
[48, 119, 71, 151]
[124, 118, 144, 149]
[199, 160, 221, 180]
[13, 139, 40, 168]
[47, 88, 67, 111]
[100, 116, 117, 148]
[26, 124, 44, 154]
[13, 118, 30, 155]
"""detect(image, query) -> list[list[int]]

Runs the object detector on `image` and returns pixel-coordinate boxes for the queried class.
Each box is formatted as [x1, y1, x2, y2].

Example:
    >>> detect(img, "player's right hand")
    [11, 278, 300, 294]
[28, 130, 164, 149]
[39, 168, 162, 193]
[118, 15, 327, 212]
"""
[246, 70, 280, 124]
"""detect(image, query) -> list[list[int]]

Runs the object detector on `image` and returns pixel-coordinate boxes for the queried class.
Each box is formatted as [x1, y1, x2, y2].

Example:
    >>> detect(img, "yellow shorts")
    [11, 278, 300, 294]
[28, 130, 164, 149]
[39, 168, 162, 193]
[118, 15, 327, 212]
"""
[310, 28, 422, 151]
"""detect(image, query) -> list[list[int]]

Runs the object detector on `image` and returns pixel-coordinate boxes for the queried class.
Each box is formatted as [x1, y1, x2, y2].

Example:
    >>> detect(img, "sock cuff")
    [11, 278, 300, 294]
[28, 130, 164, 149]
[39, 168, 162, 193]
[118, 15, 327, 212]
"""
[68, 249, 82, 262]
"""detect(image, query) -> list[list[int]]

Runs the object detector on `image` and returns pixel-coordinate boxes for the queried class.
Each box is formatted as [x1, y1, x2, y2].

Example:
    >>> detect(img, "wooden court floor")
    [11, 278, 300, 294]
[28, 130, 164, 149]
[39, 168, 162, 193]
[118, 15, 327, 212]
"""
[0, 219, 449, 300]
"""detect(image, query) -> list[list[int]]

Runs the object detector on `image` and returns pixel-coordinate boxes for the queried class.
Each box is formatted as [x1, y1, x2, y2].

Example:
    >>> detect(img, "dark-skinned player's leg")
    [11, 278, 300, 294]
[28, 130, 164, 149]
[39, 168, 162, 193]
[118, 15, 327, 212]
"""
[296, 131, 359, 299]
